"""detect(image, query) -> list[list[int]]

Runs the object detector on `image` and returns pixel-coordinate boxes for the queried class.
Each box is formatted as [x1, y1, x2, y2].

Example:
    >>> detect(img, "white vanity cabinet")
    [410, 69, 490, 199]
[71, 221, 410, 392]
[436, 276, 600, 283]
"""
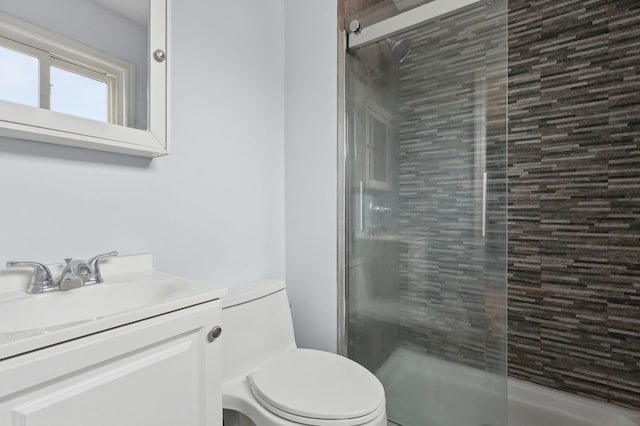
[0, 300, 222, 426]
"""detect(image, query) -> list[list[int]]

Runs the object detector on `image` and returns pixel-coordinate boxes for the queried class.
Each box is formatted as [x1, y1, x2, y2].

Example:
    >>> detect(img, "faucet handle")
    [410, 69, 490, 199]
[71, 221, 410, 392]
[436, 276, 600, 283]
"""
[87, 251, 118, 284]
[5, 261, 57, 293]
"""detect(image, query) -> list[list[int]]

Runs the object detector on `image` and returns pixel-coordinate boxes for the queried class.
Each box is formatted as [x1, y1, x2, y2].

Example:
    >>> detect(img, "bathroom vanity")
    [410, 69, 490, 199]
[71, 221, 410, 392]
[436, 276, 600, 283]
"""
[0, 254, 226, 426]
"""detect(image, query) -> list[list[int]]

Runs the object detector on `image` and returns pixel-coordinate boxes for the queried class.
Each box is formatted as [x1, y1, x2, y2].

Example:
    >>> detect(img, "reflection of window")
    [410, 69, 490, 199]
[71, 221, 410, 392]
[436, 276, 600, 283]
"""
[366, 104, 393, 191]
[0, 14, 134, 125]
[370, 115, 389, 182]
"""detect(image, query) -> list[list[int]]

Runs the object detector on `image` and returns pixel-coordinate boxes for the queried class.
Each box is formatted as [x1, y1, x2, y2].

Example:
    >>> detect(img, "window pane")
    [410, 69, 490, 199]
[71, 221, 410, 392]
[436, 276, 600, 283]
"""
[51, 66, 108, 122]
[0, 45, 39, 107]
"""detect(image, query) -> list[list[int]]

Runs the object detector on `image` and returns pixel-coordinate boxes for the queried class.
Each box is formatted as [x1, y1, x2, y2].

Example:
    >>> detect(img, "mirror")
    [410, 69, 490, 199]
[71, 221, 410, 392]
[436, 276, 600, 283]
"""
[0, 0, 168, 157]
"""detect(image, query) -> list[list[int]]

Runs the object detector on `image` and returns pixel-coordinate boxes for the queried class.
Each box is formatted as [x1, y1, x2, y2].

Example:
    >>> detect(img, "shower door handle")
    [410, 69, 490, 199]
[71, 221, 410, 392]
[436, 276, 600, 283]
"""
[482, 172, 487, 237]
[359, 181, 365, 231]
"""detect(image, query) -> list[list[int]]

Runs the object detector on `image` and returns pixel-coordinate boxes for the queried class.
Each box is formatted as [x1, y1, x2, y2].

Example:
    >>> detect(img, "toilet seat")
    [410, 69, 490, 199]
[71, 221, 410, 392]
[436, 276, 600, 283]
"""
[247, 349, 386, 426]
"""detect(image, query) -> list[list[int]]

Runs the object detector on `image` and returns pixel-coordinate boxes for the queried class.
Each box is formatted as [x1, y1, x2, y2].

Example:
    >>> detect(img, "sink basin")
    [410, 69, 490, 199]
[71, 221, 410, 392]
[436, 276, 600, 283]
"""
[0, 281, 179, 335]
[0, 254, 227, 361]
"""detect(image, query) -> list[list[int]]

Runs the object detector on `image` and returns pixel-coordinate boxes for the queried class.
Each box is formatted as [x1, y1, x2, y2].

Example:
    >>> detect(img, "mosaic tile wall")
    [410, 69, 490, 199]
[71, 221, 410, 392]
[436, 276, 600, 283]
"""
[508, 0, 640, 409]
[347, 0, 639, 410]
[395, 1, 509, 374]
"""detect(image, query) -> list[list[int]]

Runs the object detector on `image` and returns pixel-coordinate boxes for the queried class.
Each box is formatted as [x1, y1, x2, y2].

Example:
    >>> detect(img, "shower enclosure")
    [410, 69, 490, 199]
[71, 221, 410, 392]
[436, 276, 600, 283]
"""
[341, 0, 508, 425]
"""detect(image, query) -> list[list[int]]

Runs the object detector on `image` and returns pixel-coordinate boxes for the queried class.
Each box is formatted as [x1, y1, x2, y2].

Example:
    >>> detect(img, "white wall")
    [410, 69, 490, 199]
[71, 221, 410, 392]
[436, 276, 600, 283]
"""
[0, 0, 285, 286]
[284, 0, 338, 352]
[0, 0, 340, 352]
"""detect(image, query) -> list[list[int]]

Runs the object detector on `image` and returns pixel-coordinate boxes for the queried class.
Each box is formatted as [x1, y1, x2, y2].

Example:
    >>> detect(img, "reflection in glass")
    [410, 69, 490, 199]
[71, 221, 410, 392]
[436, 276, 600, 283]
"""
[370, 116, 388, 182]
[51, 66, 109, 123]
[0, 46, 39, 107]
[0, 0, 149, 129]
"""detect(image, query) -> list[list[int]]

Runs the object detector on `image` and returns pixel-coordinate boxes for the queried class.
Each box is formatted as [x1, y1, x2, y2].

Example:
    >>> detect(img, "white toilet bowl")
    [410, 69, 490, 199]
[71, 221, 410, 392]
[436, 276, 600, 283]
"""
[221, 280, 387, 426]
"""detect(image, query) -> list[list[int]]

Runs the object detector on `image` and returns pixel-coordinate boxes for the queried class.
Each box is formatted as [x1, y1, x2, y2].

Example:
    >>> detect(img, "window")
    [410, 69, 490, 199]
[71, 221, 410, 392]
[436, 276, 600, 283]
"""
[0, 15, 135, 126]
[0, 45, 39, 108]
[50, 65, 110, 123]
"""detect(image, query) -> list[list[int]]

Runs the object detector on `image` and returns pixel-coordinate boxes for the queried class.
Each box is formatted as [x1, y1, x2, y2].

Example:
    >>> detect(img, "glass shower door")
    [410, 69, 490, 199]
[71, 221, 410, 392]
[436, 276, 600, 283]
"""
[344, 1, 508, 425]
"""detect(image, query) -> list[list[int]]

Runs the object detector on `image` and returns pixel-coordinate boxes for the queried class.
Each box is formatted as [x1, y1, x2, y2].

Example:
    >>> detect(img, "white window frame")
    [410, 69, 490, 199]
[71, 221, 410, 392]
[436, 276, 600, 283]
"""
[0, 16, 135, 127]
[0, 0, 169, 158]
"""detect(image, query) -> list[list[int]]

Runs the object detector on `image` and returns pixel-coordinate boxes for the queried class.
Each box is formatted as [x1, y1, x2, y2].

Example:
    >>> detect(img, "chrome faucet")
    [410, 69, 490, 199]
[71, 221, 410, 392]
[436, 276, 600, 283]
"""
[58, 251, 119, 289]
[6, 251, 118, 294]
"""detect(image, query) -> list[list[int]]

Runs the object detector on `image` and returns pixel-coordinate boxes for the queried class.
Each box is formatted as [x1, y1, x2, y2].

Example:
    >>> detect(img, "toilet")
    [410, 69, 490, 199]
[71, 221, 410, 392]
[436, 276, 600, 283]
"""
[221, 280, 387, 426]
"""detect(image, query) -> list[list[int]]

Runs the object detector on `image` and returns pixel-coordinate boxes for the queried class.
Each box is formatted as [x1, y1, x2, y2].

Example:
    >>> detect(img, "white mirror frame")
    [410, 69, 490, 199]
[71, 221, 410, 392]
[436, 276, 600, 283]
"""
[0, 0, 170, 158]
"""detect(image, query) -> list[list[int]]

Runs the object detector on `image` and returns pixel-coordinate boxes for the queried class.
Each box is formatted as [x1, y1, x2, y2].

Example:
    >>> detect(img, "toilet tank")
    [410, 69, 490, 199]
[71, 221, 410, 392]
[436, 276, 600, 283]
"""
[222, 280, 296, 383]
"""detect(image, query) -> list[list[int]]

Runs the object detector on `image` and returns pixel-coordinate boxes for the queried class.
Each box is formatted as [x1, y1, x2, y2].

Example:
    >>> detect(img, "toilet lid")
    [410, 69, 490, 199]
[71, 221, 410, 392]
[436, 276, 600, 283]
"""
[248, 349, 385, 423]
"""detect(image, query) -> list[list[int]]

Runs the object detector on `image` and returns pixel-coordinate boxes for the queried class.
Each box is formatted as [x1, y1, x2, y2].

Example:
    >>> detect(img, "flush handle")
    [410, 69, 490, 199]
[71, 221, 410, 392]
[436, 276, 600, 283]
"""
[207, 326, 222, 342]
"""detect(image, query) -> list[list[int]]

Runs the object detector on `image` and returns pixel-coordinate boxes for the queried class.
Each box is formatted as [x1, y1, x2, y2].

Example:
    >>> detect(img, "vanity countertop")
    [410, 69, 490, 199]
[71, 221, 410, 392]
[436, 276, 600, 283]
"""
[0, 254, 227, 361]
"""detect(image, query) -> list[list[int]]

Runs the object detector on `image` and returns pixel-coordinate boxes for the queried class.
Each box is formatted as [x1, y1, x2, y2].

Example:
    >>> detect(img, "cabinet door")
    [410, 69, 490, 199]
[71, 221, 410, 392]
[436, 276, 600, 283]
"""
[0, 301, 222, 426]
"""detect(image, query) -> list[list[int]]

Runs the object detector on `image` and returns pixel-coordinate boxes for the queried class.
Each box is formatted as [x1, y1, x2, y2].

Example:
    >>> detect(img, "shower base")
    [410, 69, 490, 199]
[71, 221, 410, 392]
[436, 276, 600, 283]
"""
[375, 348, 640, 426]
